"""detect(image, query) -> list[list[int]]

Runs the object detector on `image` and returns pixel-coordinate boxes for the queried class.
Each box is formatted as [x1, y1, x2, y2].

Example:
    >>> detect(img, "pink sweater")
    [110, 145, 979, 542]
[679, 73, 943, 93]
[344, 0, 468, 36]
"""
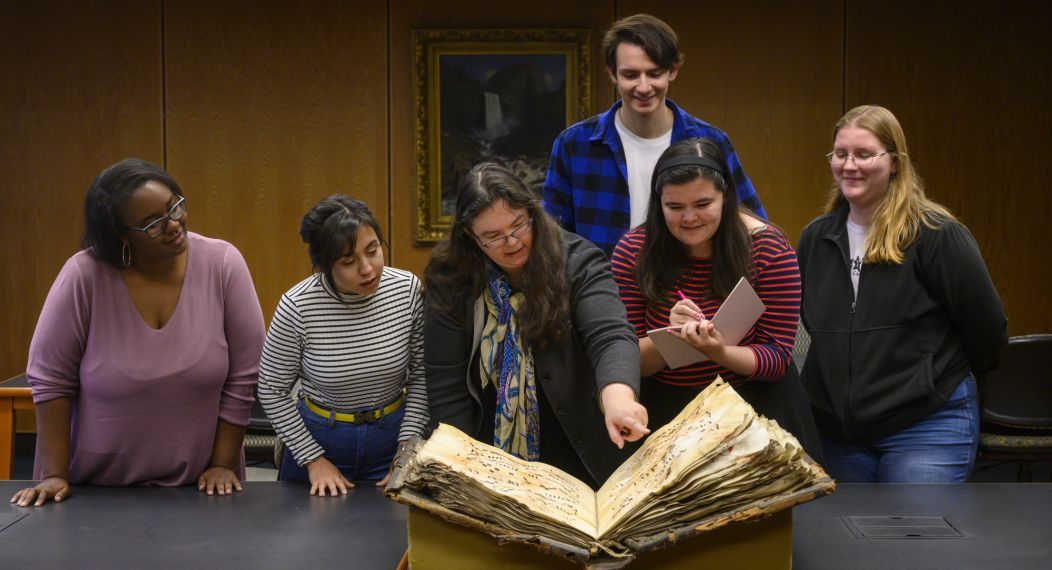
[27, 233, 265, 486]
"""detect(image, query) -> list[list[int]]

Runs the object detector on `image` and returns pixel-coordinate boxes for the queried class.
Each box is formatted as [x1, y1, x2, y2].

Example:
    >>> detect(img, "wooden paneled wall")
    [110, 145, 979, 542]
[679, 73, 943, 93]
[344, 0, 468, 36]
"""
[164, 0, 389, 327]
[843, 0, 1052, 337]
[0, 1, 164, 376]
[2, 1, 1049, 378]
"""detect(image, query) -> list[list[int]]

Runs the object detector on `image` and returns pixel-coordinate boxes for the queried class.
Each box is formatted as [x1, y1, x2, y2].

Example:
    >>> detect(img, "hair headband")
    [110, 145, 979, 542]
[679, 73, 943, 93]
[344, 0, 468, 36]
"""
[653, 155, 727, 182]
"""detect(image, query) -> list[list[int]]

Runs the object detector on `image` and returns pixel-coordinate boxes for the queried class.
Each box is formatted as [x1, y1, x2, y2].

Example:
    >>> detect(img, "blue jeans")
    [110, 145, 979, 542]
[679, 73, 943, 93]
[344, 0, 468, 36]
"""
[278, 399, 403, 482]
[821, 374, 979, 483]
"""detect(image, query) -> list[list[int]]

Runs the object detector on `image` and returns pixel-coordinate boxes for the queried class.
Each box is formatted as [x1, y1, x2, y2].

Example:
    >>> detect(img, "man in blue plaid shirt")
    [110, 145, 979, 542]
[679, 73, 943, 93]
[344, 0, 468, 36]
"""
[542, 14, 765, 256]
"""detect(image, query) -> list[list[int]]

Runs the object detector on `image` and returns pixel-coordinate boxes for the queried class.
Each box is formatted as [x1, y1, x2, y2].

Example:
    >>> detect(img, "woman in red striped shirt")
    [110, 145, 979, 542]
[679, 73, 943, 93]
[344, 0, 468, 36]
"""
[611, 137, 822, 460]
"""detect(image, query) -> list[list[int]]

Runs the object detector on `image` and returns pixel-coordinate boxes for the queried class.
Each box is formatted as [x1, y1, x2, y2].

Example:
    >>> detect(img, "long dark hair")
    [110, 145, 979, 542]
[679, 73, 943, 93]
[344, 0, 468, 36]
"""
[425, 162, 568, 346]
[299, 195, 385, 294]
[636, 138, 754, 307]
[82, 158, 184, 270]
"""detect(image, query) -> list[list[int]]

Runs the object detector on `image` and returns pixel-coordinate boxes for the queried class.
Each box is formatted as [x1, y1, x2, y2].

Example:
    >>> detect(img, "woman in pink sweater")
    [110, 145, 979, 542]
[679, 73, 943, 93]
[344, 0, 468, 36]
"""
[11, 159, 265, 507]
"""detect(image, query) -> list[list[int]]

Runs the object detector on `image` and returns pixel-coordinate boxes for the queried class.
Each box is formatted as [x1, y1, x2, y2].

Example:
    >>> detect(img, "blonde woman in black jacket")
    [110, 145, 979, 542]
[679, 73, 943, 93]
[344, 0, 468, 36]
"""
[797, 105, 1007, 483]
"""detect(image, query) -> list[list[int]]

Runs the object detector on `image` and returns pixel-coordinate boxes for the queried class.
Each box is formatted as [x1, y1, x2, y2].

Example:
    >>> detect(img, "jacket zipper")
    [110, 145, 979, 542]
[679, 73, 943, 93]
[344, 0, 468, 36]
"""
[847, 292, 856, 439]
[838, 234, 860, 441]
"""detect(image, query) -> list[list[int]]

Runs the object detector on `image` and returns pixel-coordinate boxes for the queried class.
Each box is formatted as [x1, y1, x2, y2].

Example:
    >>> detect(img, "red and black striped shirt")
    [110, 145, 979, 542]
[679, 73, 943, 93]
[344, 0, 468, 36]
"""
[611, 225, 800, 387]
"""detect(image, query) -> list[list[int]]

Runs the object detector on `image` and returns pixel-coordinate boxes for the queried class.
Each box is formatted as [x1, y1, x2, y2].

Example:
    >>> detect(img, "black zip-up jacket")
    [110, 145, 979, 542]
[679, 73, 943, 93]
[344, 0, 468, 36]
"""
[797, 204, 1007, 443]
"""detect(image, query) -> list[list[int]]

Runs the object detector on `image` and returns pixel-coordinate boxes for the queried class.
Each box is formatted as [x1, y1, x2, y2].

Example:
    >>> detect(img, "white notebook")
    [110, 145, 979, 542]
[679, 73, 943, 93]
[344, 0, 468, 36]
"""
[646, 277, 766, 369]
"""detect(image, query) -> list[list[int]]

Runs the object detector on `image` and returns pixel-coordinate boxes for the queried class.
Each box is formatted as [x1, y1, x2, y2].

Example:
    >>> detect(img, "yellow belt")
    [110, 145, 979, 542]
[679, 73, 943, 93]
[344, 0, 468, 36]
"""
[304, 394, 404, 424]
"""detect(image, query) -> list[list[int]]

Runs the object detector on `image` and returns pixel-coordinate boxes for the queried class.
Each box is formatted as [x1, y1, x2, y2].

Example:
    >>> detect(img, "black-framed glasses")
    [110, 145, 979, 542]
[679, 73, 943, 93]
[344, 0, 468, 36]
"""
[124, 196, 187, 238]
[825, 151, 891, 167]
[475, 218, 534, 249]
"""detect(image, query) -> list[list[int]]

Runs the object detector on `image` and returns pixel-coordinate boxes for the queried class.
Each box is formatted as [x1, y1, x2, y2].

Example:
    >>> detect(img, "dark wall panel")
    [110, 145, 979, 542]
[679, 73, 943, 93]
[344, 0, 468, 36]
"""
[845, 0, 1052, 335]
[0, 1, 163, 376]
[165, 0, 389, 322]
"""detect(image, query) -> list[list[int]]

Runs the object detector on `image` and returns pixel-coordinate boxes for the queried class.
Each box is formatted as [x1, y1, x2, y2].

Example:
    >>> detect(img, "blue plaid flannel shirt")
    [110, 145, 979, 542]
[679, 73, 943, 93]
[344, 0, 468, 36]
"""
[542, 99, 765, 256]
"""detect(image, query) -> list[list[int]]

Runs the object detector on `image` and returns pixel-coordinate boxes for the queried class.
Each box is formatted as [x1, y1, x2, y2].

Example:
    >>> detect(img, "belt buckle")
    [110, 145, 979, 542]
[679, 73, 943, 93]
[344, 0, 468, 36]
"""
[353, 409, 383, 425]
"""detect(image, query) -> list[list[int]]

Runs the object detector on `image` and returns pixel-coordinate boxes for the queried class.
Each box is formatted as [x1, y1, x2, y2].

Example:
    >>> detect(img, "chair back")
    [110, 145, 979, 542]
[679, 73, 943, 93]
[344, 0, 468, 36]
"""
[979, 334, 1052, 428]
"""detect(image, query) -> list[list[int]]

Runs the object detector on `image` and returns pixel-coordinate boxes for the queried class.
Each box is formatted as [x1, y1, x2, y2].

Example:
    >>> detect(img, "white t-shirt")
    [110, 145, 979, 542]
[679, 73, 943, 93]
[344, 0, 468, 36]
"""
[615, 112, 672, 228]
[846, 219, 867, 298]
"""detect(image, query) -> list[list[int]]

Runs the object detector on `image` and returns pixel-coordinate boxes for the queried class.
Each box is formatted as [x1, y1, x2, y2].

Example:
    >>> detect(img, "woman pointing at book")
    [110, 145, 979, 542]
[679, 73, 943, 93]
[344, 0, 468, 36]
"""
[610, 138, 822, 460]
[423, 163, 649, 488]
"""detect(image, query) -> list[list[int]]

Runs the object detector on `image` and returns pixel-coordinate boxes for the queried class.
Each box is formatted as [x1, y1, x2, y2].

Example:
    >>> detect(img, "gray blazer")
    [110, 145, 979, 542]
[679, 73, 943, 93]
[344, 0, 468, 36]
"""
[423, 229, 640, 484]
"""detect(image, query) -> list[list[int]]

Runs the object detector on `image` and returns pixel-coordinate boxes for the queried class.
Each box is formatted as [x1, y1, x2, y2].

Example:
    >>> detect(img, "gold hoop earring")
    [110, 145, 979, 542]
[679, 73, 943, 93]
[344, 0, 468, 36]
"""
[122, 241, 132, 268]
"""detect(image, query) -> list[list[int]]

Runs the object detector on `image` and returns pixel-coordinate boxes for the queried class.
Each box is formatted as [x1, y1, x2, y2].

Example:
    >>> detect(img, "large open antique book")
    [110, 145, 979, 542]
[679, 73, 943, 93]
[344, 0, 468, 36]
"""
[385, 378, 835, 567]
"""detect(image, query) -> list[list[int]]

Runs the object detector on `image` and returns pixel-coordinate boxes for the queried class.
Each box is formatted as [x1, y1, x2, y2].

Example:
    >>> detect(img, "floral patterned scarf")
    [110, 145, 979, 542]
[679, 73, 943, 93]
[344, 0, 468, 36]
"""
[479, 266, 539, 461]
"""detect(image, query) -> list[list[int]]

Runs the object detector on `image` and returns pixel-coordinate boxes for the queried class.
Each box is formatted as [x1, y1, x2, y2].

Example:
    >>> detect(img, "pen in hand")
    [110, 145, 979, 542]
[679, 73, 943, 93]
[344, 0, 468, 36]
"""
[676, 289, 705, 320]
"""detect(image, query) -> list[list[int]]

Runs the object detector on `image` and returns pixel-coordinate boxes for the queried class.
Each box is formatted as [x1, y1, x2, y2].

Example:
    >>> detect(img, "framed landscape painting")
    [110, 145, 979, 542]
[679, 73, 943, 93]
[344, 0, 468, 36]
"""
[412, 28, 591, 244]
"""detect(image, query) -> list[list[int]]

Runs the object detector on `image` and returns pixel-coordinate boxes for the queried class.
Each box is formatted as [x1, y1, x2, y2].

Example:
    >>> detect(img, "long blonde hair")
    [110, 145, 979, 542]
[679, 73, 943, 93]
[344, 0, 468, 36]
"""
[825, 105, 956, 264]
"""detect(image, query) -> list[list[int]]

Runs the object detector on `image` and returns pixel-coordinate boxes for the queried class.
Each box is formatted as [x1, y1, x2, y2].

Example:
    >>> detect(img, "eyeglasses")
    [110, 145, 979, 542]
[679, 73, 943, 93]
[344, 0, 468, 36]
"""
[825, 151, 891, 167]
[475, 218, 534, 249]
[124, 196, 187, 238]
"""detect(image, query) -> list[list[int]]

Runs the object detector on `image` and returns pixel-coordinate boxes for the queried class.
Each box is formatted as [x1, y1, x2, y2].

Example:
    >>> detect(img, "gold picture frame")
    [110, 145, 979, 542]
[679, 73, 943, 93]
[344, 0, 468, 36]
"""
[412, 28, 591, 245]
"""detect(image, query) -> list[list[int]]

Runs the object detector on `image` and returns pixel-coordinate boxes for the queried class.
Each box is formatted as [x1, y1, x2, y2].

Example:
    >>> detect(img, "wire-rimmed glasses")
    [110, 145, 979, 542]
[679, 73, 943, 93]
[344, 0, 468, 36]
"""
[124, 196, 187, 238]
[476, 218, 534, 249]
[825, 151, 891, 167]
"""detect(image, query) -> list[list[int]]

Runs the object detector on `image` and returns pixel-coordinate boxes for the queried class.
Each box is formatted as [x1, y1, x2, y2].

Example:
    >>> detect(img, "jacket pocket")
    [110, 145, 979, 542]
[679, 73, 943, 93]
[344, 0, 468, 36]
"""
[851, 351, 937, 435]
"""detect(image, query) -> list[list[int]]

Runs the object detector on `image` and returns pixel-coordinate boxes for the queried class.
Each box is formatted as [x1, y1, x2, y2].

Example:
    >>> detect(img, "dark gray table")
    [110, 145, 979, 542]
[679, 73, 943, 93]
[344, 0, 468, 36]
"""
[1, 482, 1049, 568]
[0, 481, 407, 569]
[793, 483, 1052, 569]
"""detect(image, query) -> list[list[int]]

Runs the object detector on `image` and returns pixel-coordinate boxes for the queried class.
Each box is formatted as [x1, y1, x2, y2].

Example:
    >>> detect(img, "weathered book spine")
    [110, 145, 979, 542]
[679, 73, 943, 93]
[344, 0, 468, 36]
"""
[384, 436, 594, 565]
